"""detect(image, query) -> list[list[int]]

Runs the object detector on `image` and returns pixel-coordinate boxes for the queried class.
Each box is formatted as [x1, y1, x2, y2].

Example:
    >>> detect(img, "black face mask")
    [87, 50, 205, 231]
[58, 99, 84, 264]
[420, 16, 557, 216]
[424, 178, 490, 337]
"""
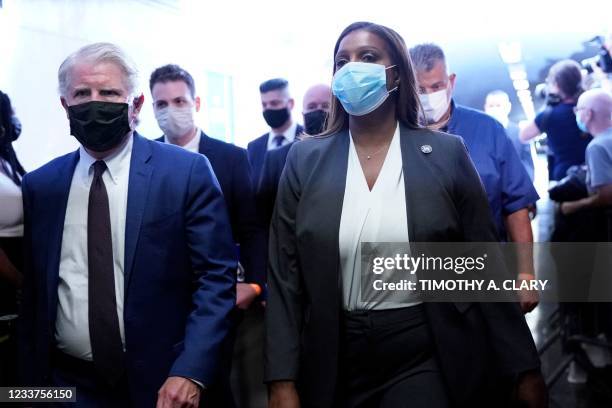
[263, 107, 290, 128]
[10, 116, 22, 142]
[303, 110, 328, 135]
[68, 101, 131, 152]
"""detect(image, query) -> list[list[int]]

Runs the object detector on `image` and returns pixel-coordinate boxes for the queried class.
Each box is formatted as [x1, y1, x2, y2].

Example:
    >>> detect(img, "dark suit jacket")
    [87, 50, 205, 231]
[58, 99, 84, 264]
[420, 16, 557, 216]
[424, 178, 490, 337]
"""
[264, 124, 540, 407]
[256, 141, 295, 227]
[247, 123, 304, 187]
[20, 133, 237, 406]
[156, 131, 266, 286]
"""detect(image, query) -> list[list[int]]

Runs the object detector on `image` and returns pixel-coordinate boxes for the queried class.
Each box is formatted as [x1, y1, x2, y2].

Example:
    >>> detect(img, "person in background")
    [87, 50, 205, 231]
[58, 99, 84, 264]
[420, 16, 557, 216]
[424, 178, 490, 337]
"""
[520, 59, 592, 181]
[150, 64, 265, 309]
[410, 43, 539, 313]
[19, 43, 237, 407]
[558, 89, 612, 383]
[561, 89, 612, 214]
[484, 90, 534, 181]
[257, 83, 332, 226]
[247, 78, 304, 185]
[0, 90, 26, 386]
[266, 21, 546, 408]
[150, 63, 265, 407]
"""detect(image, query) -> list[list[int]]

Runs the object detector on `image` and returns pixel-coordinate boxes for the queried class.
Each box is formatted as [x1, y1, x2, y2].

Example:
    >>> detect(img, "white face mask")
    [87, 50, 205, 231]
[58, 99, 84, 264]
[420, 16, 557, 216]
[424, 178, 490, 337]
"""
[419, 89, 450, 124]
[154, 105, 195, 140]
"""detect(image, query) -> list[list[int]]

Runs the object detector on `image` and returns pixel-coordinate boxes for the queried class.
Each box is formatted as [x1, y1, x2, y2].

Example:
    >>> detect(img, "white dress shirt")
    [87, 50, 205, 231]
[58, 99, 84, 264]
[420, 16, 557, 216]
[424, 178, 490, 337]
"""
[339, 124, 420, 311]
[55, 136, 133, 360]
[0, 160, 23, 237]
[266, 121, 298, 151]
[164, 128, 201, 153]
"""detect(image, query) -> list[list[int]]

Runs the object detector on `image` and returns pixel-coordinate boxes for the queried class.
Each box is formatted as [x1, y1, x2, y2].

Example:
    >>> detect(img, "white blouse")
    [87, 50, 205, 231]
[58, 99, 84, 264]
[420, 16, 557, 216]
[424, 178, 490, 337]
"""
[339, 124, 420, 311]
[0, 159, 24, 237]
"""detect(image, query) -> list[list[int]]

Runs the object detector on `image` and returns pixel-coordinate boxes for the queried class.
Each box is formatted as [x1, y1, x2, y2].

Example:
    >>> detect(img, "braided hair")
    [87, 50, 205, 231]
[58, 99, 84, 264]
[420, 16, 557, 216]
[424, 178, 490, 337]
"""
[0, 90, 26, 186]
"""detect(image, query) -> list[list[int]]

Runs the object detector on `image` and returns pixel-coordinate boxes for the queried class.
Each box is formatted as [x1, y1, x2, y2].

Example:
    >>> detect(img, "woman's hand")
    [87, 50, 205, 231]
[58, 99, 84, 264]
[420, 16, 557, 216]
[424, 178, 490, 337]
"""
[269, 381, 300, 408]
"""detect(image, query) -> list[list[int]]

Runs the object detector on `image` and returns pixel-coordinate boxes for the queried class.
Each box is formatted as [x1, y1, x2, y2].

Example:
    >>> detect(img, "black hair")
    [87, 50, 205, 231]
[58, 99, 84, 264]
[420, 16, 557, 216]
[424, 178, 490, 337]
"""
[322, 21, 422, 136]
[0, 90, 26, 186]
[259, 78, 289, 94]
[149, 64, 196, 98]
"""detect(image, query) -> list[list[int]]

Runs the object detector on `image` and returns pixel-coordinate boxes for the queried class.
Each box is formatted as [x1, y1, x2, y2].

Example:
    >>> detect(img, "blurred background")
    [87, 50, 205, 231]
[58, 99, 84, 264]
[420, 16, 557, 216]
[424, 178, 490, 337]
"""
[2, 2, 612, 405]
[0, 0, 610, 170]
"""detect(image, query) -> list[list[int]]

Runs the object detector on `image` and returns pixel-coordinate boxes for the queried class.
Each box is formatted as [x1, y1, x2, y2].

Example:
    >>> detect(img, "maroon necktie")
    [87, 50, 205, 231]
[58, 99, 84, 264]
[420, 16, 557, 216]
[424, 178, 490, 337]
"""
[88, 160, 124, 385]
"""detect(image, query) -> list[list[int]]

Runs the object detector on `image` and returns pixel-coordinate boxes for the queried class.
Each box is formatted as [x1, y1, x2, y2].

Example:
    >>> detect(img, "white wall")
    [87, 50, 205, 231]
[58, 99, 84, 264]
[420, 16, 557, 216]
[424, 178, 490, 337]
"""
[1, 0, 610, 171]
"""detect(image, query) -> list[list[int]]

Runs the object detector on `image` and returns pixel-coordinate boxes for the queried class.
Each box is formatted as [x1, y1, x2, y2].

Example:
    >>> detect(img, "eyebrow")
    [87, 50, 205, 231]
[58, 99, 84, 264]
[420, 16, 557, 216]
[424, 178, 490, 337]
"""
[99, 88, 123, 94]
[335, 46, 382, 57]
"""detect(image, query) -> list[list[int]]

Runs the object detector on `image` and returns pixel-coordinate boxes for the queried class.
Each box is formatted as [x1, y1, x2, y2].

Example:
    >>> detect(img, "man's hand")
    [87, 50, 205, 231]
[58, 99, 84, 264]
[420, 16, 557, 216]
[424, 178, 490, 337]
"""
[560, 201, 579, 215]
[269, 381, 300, 408]
[516, 370, 548, 408]
[517, 274, 539, 314]
[157, 376, 201, 408]
[236, 283, 259, 310]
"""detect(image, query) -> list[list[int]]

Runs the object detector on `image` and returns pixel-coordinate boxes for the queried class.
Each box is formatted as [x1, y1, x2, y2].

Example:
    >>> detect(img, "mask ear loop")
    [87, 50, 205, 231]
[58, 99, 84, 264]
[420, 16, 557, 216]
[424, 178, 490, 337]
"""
[385, 64, 400, 93]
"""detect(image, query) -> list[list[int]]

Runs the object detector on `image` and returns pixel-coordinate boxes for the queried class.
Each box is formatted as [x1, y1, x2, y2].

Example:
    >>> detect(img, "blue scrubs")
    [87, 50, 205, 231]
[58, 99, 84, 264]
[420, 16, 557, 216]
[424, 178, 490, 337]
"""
[444, 101, 539, 240]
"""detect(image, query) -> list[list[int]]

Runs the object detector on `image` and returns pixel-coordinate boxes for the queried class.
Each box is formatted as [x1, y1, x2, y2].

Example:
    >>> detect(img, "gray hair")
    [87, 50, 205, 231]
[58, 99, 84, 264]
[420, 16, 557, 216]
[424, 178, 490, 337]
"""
[58, 42, 139, 97]
[408, 43, 447, 73]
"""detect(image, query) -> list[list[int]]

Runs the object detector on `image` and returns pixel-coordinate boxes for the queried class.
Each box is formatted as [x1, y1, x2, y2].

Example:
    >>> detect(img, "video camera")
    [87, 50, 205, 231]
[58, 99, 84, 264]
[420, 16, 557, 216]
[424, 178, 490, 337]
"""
[581, 35, 612, 74]
[534, 83, 561, 106]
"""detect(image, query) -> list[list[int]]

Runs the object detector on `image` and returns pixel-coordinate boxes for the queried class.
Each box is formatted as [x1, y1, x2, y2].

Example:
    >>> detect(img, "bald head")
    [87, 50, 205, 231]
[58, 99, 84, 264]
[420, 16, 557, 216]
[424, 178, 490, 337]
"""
[576, 89, 612, 136]
[302, 84, 331, 114]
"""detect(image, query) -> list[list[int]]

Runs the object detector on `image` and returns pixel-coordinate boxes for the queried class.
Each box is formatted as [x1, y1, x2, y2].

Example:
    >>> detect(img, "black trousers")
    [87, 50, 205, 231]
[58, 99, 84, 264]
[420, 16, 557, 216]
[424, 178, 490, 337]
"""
[341, 305, 451, 408]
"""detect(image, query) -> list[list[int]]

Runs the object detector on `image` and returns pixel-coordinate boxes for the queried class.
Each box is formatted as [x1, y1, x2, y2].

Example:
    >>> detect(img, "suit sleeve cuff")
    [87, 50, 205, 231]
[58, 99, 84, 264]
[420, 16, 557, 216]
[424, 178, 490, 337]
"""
[184, 377, 207, 390]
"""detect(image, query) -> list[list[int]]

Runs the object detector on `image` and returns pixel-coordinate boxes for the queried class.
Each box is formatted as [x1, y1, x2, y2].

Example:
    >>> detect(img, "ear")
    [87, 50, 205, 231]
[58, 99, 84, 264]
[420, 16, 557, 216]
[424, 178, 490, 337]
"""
[132, 94, 145, 115]
[448, 73, 457, 94]
[393, 66, 400, 86]
[288, 98, 295, 110]
[60, 97, 70, 119]
[195, 96, 201, 113]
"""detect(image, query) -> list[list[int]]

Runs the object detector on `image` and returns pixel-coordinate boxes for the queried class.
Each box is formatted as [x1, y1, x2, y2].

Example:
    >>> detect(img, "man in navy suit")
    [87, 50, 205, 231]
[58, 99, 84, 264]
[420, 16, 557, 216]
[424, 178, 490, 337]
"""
[150, 64, 265, 308]
[19, 43, 237, 408]
[150, 64, 266, 407]
[247, 78, 304, 186]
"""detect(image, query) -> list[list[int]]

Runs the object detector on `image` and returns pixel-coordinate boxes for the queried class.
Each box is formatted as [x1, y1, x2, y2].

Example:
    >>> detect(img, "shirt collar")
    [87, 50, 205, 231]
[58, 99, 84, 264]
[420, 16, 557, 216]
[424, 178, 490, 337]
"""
[441, 99, 457, 133]
[164, 128, 201, 153]
[270, 121, 297, 142]
[600, 126, 612, 138]
[78, 134, 134, 185]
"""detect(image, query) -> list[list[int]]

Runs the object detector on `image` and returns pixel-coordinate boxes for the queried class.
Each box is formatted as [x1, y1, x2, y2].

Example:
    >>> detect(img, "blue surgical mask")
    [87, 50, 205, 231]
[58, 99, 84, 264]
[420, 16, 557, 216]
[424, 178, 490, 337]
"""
[576, 114, 589, 133]
[332, 62, 397, 116]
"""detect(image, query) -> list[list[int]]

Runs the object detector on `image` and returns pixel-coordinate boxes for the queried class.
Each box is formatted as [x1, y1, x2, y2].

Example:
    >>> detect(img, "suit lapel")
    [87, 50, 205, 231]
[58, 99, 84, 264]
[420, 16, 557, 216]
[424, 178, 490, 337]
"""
[316, 132, 349, 293]
[46, 151, 80, 323]
[124, 133, 153, 293]
[399, 125, 424, 242]
[198, 131, 216, 162]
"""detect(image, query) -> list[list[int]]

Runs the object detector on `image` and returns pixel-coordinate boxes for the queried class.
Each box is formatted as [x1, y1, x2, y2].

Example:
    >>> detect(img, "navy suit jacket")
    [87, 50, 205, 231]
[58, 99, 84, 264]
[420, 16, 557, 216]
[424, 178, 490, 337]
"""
[247, 123, 303, 186]
[156, 131, 266, 286]
[19, 133, 237, 406]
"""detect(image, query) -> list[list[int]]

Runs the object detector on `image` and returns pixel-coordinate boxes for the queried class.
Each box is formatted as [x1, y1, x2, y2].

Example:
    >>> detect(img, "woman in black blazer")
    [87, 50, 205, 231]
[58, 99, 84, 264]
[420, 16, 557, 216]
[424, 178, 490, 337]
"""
[265, 22, 546, 408]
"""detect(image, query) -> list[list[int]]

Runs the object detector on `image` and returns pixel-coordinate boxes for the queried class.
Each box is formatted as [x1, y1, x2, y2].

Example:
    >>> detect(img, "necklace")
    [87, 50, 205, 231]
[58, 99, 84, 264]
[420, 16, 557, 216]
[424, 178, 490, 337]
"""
[356, 141, 391, 160]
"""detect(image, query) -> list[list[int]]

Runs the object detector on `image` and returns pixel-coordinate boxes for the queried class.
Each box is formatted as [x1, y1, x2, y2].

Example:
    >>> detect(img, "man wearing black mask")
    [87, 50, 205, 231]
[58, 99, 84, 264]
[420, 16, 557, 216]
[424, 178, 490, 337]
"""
[247, 78, 303, 185]
[19, 43, 237, 407]
[302, 83, 332, 135]
[256, 83, 331, 226]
